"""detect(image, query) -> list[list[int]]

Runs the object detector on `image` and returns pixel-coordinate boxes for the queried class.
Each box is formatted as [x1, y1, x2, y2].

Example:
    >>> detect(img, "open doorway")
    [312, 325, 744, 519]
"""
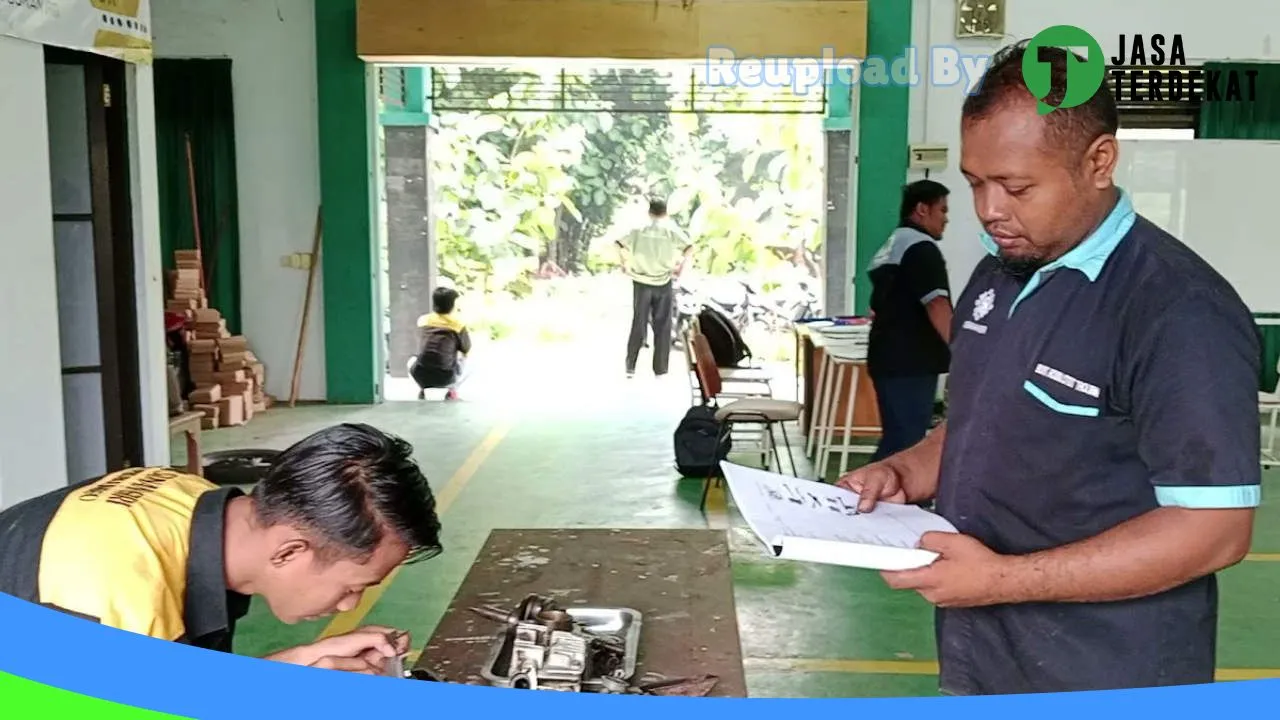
[44, 46, 144, 481]
[378, 63, 828, 404]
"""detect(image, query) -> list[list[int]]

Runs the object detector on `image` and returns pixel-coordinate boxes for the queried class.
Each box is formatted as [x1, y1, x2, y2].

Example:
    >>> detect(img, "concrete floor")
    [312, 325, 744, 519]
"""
[191, 347, 1280, 697]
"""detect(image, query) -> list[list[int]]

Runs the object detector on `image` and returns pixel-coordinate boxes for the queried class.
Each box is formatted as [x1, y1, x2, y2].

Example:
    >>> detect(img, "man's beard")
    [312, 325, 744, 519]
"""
[995, 252, 1046, 280]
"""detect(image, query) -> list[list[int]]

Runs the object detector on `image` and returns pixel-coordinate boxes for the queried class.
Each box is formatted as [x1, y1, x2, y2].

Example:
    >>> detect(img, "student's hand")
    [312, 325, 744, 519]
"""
[835, 462, 907, 512]
[266, 625, 410, 674]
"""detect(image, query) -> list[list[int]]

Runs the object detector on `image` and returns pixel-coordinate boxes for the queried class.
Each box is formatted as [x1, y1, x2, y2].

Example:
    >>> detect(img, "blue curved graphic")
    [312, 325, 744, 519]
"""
[0, 591, 1277, 718]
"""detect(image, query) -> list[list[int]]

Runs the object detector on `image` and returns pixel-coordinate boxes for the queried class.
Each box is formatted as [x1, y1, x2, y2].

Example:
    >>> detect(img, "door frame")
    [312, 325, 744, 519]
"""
[45, 45, 145, 473]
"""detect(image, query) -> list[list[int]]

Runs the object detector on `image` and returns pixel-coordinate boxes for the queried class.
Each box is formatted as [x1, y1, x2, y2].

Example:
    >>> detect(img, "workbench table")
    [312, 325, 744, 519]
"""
[416, 528, 747, 697]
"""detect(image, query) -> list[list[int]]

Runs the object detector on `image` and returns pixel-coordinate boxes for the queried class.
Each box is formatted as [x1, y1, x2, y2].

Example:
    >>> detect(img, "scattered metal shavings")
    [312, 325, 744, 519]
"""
[495, 551, 551, 570]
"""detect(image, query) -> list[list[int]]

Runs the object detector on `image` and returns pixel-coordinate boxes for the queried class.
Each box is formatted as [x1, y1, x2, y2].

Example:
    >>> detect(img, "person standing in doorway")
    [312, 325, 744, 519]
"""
[616, 198, 693, 378]
[865, 179, 954, 461]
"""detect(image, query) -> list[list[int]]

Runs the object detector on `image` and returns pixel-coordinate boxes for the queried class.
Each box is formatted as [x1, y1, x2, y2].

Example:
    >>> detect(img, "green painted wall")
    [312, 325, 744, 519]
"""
[315, 0, 379, 404]
[853, 0, 913, 315]
[824, 68, 855, 131]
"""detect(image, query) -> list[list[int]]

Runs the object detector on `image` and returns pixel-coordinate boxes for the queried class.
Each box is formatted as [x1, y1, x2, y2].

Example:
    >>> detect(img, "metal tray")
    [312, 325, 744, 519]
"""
[479, 606, 643, 690]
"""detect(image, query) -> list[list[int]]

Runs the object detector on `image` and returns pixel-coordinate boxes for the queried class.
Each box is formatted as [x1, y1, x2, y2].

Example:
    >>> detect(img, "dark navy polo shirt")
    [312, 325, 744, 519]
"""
[867, 224, 952, 378]
[935, 188, 1262, 695]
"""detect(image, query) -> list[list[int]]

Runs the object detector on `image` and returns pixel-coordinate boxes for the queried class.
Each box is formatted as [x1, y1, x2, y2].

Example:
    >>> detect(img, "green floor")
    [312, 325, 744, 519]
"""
[189, 371, 1280, 698]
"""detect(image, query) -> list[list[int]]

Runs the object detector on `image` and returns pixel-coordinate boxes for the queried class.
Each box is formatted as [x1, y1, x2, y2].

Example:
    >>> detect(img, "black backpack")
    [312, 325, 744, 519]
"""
[697, 305, 750, 367]
[673, 404, 732, 478]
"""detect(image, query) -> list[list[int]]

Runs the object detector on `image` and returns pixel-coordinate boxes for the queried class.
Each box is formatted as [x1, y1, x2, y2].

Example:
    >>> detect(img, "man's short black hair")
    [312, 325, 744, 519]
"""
[962, 40, 1119, 157]
[648, 198, 667, 217]
[900, 179, 950, 225]
[251, 423, 443, 564]
[432, 287, 459, 315]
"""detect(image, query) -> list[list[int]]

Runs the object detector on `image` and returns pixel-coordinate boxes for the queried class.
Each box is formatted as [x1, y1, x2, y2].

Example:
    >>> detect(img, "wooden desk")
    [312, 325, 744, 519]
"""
[168, 411, 204, 477]
[416, 528, 747, 697]
[795, 328, 881, 437]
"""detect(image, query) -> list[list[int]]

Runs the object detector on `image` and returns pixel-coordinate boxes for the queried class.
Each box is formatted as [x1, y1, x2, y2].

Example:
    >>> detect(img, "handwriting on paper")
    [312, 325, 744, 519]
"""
[765, 483, 858, 516]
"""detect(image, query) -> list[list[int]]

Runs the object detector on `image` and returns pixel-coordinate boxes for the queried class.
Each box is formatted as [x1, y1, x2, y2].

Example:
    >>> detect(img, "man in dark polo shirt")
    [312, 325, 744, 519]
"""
[866, 179, 954, 461]
[838, 41, 1260, 695]
[0, 422, 441, 674]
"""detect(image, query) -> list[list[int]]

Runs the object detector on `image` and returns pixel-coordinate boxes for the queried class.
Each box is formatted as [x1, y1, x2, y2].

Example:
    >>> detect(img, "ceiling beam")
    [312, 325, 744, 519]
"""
[357, 0, 868, 63]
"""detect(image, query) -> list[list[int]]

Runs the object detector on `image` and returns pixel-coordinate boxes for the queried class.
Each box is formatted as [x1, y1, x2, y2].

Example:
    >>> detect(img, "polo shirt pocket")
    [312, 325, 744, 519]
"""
[1022, 379, 1102, 417]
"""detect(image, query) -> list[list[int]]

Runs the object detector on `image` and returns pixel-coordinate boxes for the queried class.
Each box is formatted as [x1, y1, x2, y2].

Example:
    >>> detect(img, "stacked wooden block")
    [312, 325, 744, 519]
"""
[166, 250, 206, 311]
[166, 249, 270, 430]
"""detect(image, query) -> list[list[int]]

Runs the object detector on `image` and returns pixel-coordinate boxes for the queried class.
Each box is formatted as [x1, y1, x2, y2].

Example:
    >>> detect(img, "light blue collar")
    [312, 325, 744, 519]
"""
[980, 187, 1136, 282]
[987, 189, 1137, 315]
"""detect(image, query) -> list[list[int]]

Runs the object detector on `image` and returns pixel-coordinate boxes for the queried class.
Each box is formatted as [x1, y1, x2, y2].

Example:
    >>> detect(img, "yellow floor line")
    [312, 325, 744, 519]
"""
[317, 418, 515, 639]
[704, 480, 729, 530]
[743, 658, 1280, 681]
[1245, 553, 1280, 562]
[747, 658, 939, 675]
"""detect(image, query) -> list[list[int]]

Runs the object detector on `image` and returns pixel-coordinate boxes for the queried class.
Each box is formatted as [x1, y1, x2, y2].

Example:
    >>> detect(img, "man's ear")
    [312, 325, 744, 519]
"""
[1084, 134, 1120, 189]
[269, 538, 310, 568]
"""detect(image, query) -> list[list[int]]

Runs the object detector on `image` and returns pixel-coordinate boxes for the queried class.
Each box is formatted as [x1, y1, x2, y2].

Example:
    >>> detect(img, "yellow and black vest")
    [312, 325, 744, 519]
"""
[0, 467, 249, 649]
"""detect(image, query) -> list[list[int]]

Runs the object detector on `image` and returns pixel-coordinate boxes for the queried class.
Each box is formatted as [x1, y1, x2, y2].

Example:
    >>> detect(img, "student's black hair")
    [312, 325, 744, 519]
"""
[961, 40, 1119, 158]
[899, 180, 950, 225]
[648, 198, 668, 217]
[432, 286, 459, 315]
[251, 423, 443, 564]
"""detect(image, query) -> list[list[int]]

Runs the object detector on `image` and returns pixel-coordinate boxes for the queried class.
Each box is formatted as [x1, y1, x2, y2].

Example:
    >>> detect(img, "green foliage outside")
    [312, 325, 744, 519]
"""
[420, 66, 824, 350]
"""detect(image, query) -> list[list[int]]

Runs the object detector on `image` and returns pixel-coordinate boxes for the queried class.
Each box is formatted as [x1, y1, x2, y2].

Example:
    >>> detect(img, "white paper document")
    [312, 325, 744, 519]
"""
[719, 462, 959, 571]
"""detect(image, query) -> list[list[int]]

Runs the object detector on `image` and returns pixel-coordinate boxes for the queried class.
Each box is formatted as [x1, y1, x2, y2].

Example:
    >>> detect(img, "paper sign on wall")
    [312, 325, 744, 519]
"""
[1, 0, 152, 64]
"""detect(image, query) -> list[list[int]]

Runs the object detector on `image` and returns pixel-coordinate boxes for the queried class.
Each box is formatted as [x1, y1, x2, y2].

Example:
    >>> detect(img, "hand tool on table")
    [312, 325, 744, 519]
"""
[383, 631, 408, 678]
[599, 673, 720, 697]
[633, 674, 720, 697]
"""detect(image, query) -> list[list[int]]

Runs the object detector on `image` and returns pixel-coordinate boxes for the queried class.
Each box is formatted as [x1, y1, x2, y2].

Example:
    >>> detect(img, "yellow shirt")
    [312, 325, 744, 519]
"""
[620, 220, 692, 286]
[0, 467, 250, 649]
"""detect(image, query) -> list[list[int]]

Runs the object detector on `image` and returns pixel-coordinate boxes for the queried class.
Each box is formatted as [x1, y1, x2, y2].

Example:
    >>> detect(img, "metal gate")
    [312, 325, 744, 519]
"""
[379, 64, 829, 115]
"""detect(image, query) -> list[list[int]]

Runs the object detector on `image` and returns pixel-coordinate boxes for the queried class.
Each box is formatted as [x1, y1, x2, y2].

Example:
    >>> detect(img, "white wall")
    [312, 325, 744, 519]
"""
[1115, 139, 1280, 312]
[151, 0, 326, 401]
[129, 64, 173, 466]
[907, 0, 1280, 301]
[0, 35, 70, 506]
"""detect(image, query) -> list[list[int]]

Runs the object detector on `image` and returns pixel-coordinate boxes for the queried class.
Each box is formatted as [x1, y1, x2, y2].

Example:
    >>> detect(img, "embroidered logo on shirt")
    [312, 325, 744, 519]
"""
[962, 288, 996, 334]
[973, 289, 995, 321]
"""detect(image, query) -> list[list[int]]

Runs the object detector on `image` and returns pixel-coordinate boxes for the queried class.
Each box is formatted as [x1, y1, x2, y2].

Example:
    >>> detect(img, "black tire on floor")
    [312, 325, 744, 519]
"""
[202, 449, 280, 487]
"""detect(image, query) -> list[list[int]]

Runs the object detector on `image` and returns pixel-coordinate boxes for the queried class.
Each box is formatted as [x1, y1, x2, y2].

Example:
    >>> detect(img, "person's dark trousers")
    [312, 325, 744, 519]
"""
[410, 357, 454, 390]
[626, 280, 674, 375]
[869, 373, 939, 462]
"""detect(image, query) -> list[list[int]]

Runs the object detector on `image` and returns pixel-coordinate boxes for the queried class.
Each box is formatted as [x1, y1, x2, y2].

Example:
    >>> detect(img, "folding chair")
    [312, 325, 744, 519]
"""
[689, 331, 802, 511]
[1262, 357, 1280, 468]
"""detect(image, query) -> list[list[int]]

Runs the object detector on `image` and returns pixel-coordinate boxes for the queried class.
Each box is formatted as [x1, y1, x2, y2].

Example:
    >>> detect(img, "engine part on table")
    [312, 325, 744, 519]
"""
[472, 593, 643, 693]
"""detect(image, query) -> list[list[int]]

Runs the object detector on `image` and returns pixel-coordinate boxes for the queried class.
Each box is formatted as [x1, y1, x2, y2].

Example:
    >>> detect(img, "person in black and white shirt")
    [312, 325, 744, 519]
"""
[865, 180, 954, 461]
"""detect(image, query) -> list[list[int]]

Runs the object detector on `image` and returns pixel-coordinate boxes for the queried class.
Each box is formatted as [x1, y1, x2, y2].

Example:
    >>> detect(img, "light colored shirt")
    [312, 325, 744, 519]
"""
[619, 219, 692, 286]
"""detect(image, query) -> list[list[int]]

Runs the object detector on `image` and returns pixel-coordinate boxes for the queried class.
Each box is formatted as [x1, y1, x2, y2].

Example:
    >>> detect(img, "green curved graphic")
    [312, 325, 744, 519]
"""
[1023, 25, 1106, 115]
[0, 671, 186, 718]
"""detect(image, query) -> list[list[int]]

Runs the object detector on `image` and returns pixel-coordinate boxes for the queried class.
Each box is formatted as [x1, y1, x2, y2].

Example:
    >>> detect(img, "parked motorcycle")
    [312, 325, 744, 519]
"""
[671, 280, 700, 350]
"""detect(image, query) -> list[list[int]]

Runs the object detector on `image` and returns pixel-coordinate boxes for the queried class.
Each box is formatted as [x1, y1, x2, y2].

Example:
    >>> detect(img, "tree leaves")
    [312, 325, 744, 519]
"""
[427, 66, 824, 289]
